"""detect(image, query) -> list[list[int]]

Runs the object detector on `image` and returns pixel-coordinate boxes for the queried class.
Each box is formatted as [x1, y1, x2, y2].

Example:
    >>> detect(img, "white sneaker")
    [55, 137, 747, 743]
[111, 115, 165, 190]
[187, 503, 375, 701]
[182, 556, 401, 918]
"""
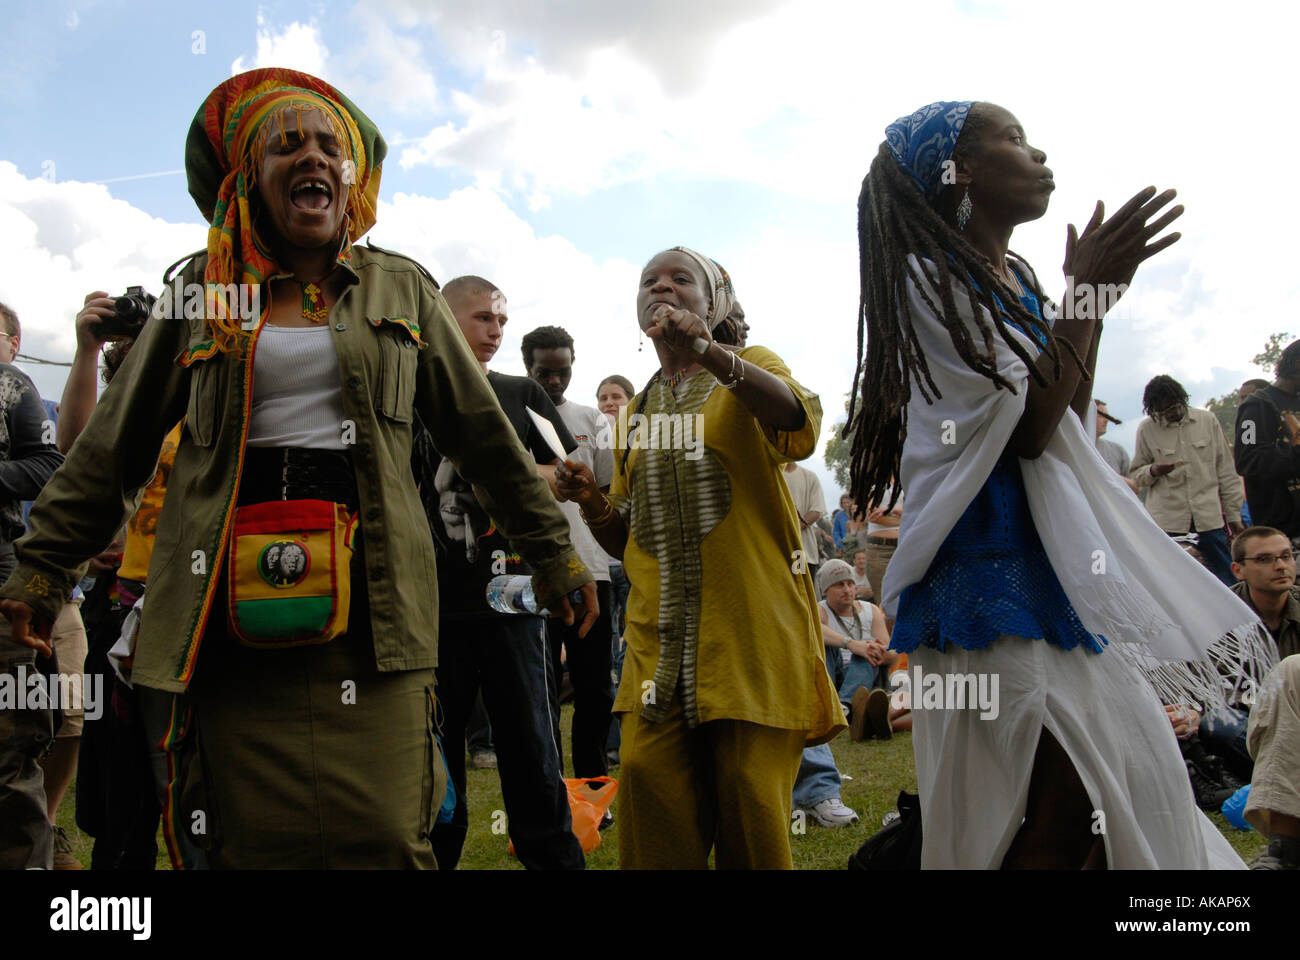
[805, 797, 859, 827]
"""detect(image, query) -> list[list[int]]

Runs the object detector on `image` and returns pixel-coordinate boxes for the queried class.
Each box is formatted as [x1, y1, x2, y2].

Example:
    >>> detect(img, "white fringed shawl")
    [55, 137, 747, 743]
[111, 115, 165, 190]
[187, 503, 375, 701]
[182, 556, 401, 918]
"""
[882, 257, 1274, 709]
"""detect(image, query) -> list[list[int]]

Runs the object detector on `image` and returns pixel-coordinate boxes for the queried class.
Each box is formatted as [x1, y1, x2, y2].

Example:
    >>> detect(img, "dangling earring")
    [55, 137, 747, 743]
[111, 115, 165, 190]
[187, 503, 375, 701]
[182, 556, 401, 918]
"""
[956, 188, 973, 230]
[638, 328, 644, 353]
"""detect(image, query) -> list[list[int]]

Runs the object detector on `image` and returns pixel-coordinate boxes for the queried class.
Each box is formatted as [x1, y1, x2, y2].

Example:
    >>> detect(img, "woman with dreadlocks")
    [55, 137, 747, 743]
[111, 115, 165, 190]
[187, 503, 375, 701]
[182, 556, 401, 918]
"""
[556, 247, 844, 868]
[0, 69, 593, 868]
[850, 101, 1267, 868]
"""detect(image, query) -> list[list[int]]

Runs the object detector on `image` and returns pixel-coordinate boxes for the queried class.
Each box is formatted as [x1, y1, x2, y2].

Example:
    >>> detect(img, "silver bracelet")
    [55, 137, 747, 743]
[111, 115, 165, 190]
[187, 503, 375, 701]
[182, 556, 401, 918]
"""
[719, 350, 745, 391]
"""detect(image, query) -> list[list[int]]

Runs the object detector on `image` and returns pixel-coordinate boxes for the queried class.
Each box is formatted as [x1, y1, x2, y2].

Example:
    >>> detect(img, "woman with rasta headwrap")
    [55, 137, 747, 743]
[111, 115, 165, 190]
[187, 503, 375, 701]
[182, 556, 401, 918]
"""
[0, 68, 593, 868]
[557, 247, 844, 868]
[849, 101, 1272, 868]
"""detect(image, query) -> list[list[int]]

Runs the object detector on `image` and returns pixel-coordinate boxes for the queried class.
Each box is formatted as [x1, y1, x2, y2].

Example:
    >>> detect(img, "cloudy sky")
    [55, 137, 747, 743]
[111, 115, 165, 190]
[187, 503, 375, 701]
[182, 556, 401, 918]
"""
[1, 0, 1294, 503]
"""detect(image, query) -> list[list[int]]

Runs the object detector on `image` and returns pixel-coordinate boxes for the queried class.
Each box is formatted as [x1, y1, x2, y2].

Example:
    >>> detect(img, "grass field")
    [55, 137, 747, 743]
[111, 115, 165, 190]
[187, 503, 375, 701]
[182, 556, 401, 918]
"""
[54, 703, 1267, 870]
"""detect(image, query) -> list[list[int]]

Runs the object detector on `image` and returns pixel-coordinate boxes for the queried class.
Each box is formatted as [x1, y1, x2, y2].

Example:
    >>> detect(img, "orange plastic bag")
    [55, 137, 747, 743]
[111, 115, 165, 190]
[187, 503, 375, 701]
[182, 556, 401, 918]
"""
[508, 777, 618, 857]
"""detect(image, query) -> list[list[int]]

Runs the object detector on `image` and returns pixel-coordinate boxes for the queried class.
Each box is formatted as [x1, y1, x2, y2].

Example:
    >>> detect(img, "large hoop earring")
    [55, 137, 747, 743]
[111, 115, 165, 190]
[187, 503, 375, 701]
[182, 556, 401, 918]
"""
[956, 188, 973, 230]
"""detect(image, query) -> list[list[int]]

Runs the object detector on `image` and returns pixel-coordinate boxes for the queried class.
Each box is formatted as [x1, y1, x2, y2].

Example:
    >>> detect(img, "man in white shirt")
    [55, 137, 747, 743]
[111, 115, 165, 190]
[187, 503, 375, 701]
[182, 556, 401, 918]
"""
[782, 462, 825, 580]
[523, 325, 617, 784]
[1094, 400, 1129, 472]
[1130, 375, 1243, 587]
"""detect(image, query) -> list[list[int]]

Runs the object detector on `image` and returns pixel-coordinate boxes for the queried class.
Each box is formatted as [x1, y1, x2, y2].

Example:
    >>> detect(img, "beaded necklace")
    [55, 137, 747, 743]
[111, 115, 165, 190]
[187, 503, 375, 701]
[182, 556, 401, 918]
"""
[299, 280, 330, 324]
[659, 366, 693, 390]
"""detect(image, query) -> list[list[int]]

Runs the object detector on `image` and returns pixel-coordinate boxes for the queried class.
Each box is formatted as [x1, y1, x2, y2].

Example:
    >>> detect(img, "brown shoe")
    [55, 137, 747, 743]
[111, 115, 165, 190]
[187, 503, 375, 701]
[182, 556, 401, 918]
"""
[866, 689, 892, 740]
[849, 688, 871, 741]
[52, 826, 81, 870]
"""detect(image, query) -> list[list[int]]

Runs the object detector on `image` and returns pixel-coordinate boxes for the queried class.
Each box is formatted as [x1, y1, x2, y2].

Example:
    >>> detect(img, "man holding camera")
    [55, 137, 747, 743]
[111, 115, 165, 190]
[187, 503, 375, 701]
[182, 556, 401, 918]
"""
[0, 300, 67, 869]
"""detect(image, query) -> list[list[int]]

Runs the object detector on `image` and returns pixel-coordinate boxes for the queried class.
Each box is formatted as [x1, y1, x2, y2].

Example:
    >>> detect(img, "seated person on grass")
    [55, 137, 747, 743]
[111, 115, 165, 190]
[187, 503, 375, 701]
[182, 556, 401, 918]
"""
[816, 560, 911, 740]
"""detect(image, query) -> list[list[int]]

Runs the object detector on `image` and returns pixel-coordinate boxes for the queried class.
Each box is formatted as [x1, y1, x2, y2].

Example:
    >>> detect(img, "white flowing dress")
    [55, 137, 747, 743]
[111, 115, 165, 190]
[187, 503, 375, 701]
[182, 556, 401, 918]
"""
[884, 257, 1254, 869]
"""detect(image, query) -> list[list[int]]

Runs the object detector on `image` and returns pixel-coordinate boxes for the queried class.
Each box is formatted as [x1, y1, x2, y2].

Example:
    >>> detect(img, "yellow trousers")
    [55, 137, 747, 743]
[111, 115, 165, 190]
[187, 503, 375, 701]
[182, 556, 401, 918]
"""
[617, 697, 805, 869]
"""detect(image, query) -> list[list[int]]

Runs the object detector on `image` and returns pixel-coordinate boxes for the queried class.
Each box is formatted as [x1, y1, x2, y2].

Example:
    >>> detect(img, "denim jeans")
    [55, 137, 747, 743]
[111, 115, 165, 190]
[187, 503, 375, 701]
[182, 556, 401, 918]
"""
[1199, 704, 1253, 782]
[792, 743, 841, 809]
[608, 562, 630, 649]
[825, 649, 889, 711]
[0, 640, 55, 870]
[1190, 525, 1236, 588]
[606, 564, 630, 756]
[432, 614, 583, 870]
[0, 544, 55, 870]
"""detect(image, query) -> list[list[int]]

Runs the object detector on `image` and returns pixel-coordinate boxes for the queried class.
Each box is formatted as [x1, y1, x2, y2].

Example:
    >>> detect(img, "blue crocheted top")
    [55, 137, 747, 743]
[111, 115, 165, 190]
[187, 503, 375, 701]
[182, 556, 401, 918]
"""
[891, 271, 1106, 656]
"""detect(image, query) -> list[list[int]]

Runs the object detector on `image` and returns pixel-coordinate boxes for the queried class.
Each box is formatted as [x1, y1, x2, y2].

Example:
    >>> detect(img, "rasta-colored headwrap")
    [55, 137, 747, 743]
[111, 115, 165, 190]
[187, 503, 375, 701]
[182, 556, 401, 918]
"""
[667, 246, 740, 337]
[885, 100, 974, 202]
[184, 68, 387, 354]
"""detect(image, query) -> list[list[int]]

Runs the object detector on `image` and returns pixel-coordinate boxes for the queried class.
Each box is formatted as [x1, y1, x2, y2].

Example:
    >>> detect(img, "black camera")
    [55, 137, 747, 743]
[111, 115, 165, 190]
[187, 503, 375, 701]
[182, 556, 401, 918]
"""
[99, 286, 156, 340]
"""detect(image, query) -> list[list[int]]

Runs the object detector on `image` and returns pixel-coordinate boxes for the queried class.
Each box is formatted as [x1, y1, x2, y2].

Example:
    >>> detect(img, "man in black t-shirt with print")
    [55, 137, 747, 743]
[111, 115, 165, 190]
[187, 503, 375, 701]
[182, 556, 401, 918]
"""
[411, 276, 586, 870]
[0, 300, 67, 869]
[1237, 340, 1300, 540]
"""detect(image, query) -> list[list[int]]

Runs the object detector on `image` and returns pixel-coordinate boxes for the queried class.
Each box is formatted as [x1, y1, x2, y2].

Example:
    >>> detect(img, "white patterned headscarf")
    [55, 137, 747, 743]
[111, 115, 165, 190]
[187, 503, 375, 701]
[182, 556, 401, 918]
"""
[669, 246, 738, 336]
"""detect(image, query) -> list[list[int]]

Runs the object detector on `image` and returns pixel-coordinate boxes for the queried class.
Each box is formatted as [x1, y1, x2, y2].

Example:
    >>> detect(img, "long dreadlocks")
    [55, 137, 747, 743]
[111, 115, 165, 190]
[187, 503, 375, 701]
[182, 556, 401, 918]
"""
[846, 126, 1086, 515]
[1141, 375, 1188, 417]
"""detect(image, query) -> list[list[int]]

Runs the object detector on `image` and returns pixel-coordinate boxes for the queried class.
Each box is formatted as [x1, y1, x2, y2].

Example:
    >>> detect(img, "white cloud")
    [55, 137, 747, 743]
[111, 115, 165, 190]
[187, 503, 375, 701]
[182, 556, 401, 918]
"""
[18, 0, 1300, 500]
[227, 9, 439, 121]
[367, 185, 659, 397]
[0, 163, 207, 400]
[378, 0, 788, 96]
[230, 14, 329, 78]
[0, 165, 661, 423]
[333, 14, 439, 115]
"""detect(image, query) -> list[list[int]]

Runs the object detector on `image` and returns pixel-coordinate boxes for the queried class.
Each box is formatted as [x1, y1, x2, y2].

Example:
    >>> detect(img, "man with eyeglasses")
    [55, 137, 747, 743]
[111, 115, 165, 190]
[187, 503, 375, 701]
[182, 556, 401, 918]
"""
[1158, 526, 1300, 818]
[1230, 527, 1300, 658]
[1194, 526, 1300, 785]
[1225, 526, 1300, 869]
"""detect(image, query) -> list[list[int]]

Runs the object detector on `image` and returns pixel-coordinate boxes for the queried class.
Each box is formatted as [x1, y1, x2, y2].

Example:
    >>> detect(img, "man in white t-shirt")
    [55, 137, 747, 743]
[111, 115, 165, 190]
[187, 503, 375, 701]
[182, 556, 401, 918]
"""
[523, 325, 617, 785]
[782, 462, 825, 580]
[851, 548, 873, 601]
[817, 559, 910, 741]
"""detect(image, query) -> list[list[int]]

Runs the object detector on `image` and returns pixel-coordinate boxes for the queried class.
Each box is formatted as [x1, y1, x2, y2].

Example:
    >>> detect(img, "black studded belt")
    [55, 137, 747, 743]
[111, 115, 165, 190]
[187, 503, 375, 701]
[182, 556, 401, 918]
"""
[238, 447, 359, 513]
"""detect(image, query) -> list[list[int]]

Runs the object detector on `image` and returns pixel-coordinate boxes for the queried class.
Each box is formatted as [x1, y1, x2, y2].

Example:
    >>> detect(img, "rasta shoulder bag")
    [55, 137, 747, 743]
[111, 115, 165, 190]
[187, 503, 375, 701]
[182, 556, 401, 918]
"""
[226, 499, 359, 648]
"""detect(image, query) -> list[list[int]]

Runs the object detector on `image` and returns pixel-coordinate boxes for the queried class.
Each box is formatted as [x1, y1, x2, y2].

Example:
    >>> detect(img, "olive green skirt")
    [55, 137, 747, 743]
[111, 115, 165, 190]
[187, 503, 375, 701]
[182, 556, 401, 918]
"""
[174, 578, 444, 868]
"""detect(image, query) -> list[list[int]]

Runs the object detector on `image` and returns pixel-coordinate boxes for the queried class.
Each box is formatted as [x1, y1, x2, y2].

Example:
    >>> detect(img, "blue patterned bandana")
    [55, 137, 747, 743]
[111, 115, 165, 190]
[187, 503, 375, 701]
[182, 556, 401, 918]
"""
[885, 101, 974, 201]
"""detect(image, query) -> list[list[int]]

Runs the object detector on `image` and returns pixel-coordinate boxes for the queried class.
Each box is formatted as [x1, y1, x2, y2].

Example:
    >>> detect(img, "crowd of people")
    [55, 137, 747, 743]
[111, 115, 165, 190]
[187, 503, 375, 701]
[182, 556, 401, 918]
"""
[1, 72, 1298, 872]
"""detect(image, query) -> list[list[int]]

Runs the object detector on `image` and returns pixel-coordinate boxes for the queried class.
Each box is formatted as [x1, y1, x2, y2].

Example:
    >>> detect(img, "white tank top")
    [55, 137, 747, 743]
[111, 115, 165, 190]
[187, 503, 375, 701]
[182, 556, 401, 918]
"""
[820, 599, 874, 665]
[248, 325, 347, 449]
[867, 485, 903, 535]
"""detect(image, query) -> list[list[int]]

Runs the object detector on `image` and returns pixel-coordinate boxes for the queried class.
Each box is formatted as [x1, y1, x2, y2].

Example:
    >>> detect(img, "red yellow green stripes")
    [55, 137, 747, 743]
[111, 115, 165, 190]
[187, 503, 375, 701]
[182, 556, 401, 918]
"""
[158, 696, 195, 870]
[368, 315, 423, 346]
[172, 319, 265, 687]
[178, 339, 218, 367]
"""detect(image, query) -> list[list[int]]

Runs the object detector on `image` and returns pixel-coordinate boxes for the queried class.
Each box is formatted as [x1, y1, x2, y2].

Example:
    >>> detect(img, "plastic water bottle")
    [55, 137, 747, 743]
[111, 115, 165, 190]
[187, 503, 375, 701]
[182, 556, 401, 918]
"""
[486, 575, 540, 614]
[485, 575, 583, 615]
[1220, 784, 1253, 831]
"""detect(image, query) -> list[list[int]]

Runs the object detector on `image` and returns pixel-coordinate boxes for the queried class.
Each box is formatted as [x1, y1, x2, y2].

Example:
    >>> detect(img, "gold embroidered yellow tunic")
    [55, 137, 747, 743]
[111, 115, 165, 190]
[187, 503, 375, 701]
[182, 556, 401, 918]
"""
[609, 345, 845, 744]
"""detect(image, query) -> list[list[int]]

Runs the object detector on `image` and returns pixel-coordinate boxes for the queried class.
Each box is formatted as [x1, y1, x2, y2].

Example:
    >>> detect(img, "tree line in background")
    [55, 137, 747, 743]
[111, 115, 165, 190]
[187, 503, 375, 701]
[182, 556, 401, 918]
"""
[825, 331, 1293, 487]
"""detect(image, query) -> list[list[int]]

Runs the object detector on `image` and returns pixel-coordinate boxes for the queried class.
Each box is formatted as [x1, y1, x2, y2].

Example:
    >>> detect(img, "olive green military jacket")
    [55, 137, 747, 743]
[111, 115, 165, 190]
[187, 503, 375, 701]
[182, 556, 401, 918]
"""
[0, 245, 590, 692]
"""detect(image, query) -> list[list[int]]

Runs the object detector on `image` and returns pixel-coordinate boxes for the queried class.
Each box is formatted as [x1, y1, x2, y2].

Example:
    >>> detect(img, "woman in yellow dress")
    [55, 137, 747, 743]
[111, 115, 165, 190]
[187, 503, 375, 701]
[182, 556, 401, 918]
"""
[557, 247, 844, 869]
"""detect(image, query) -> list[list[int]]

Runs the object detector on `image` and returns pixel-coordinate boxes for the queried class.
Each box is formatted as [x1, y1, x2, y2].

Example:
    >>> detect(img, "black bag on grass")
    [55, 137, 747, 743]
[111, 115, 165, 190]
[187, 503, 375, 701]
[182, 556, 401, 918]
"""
[847, 789, 921, 870]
